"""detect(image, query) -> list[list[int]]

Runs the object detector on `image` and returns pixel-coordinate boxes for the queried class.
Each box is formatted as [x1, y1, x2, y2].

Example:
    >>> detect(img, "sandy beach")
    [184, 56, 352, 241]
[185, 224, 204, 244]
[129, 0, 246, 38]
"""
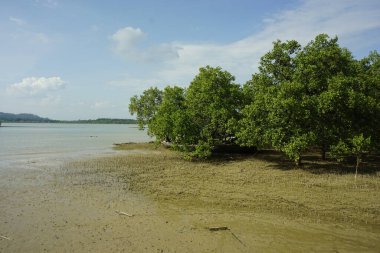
[1, 144, 379, 252]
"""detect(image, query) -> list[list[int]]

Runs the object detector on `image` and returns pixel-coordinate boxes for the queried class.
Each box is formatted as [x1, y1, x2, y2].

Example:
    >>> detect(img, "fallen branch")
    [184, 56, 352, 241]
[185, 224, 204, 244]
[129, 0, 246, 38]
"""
[208, 226, 229, 231]
[207, 227, 246, 247]
[115, 210, 134, 217]
[0, 236, 10, 240]
[230, 231, 246, 247]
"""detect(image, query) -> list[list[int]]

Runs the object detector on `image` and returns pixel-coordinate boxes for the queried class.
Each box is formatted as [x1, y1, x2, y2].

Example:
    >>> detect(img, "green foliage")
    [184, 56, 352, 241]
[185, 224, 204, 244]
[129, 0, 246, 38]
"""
[149, 86, 186, 142]
[129, 87, 163, 130]
[282, 133, 315, 165]
[294, 34, 355, 92]
[355, 51, 380, 147]
[331, 134, 372, 160]
[173, 66, 244, 158]
[325, 51, 380, 160]
[237, 39, 313, 165]
[237, 34, 379, 165]
[331, 134, 372, 178]
[191, 142, 212, 159]
[236, 76, 277, 148]
[259, 39, 301, 84]
[294, 34, 357, 157]
[129, 34, 379, 165]
[352, 134, 372, 155]
[185, 65, 243, 148]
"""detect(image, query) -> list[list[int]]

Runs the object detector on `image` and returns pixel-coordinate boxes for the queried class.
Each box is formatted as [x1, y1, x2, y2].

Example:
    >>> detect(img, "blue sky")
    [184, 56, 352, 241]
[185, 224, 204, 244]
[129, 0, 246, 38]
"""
[0, 0, 379, 120]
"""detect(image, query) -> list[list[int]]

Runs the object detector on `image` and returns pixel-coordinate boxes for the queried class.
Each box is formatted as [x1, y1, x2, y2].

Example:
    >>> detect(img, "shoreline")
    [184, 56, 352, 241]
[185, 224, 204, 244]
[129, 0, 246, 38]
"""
[1, 143, 379, 252]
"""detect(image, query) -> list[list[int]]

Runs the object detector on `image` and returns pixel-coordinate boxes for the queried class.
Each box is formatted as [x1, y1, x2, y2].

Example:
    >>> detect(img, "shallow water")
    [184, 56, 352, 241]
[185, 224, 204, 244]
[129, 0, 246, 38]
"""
[0, 123, 151, 169]
[1, 123, 379, 252]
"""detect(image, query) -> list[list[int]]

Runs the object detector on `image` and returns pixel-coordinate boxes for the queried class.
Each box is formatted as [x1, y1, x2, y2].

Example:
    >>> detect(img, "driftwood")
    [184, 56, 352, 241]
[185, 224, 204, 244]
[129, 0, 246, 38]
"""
[208, 226, 229, 231]
[230, 231, 246, 247]
[115, 210, 134, 217]
[207, 226, 246, 246]
[0, 235, 10, 240]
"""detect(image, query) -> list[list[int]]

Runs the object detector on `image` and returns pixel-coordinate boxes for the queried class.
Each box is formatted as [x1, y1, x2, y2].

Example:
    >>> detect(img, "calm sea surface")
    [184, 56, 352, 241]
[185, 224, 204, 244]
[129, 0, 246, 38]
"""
[0, 123, 151, 170]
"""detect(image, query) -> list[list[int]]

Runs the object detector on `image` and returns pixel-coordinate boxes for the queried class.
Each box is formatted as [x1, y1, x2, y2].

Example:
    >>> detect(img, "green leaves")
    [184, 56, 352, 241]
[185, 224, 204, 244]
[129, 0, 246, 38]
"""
[129, 87, 163, 130]
[149, 86, 186, 143]
[330, 134, 371, 178]
[129, 34, 379, 165]
[185, 66, 242, 150]
[282, 133, 316, 165]
[330, 134, 371, 161]
[237, 34, 378, 166]
[128, 66, 243, 159]
[352, 134, 372, 155]
[259, 39, 301, 84]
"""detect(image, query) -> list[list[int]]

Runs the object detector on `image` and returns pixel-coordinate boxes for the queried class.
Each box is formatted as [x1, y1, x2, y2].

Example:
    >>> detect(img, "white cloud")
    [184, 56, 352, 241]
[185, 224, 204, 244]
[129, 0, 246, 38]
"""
[111, 26, 180, 62]
[112, 27, 145, 53]
[9, 16, 27, 26]
[7, 77, 65, 96]
[151, 0, 380, 84]
[249, 0, 380, 48]
[109, 0, 379, 91]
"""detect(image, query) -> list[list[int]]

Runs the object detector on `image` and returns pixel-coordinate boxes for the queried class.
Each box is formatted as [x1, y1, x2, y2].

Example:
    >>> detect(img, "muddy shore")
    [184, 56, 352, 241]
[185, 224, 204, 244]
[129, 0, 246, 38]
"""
[1, 144, 379, 252]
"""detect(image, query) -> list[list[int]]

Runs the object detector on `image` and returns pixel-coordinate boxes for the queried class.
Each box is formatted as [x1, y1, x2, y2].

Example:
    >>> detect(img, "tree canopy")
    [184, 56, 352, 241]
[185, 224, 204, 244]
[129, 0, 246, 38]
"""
[129, 87, 163, 131]
[129, 34, 379, 167]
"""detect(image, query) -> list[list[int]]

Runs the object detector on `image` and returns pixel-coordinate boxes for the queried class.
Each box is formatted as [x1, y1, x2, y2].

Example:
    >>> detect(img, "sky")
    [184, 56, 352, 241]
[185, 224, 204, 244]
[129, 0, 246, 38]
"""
[0, 0, 379, 120]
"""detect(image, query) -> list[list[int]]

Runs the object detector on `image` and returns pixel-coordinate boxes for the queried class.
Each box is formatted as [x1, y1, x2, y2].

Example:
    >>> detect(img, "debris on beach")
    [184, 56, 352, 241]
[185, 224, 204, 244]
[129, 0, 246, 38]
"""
[208, 226, 229, 231]
[115, 210, 134, 217]
[207, 227, 246, 246]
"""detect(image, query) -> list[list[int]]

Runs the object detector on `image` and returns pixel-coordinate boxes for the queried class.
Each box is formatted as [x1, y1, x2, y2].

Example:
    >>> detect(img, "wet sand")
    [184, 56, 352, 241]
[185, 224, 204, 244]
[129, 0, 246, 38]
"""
[1, 150, 379, 252]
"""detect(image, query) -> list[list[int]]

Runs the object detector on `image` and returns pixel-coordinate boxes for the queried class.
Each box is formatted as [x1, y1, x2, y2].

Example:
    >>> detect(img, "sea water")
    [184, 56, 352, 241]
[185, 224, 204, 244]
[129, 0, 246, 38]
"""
[0, 123, 151, 170]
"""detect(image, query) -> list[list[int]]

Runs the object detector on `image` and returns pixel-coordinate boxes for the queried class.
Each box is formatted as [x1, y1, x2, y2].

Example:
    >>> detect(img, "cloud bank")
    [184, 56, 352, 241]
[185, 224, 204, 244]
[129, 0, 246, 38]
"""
[165, 0, 380, 83]
[112, 0, 380, 87]
[7, 76, 65, 96]
[111, 26, 180, 62]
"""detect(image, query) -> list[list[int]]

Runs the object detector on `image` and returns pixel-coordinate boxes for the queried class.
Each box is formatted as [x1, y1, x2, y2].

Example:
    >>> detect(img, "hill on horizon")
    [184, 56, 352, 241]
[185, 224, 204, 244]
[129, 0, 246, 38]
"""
[0, 112, 137, 124]
[0, 112, 53, 123]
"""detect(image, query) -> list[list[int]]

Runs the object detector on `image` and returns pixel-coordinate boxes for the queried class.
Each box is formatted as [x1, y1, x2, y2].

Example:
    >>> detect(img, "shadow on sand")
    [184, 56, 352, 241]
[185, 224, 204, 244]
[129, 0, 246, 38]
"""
[207, 148, 380, 176]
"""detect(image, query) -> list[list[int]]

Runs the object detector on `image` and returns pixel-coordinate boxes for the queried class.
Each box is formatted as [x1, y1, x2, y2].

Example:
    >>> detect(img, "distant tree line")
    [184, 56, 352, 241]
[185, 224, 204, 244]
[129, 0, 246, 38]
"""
[0, 112, 137, 124]
[0, 112, 54, 123]
[58, 118, 137, 124]
[129, 34, 380, 172]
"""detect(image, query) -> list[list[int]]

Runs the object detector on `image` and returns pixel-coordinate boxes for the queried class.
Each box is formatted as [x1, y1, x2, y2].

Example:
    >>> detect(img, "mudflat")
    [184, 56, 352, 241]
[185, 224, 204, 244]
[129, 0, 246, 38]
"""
[1, 143, 379, 252]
